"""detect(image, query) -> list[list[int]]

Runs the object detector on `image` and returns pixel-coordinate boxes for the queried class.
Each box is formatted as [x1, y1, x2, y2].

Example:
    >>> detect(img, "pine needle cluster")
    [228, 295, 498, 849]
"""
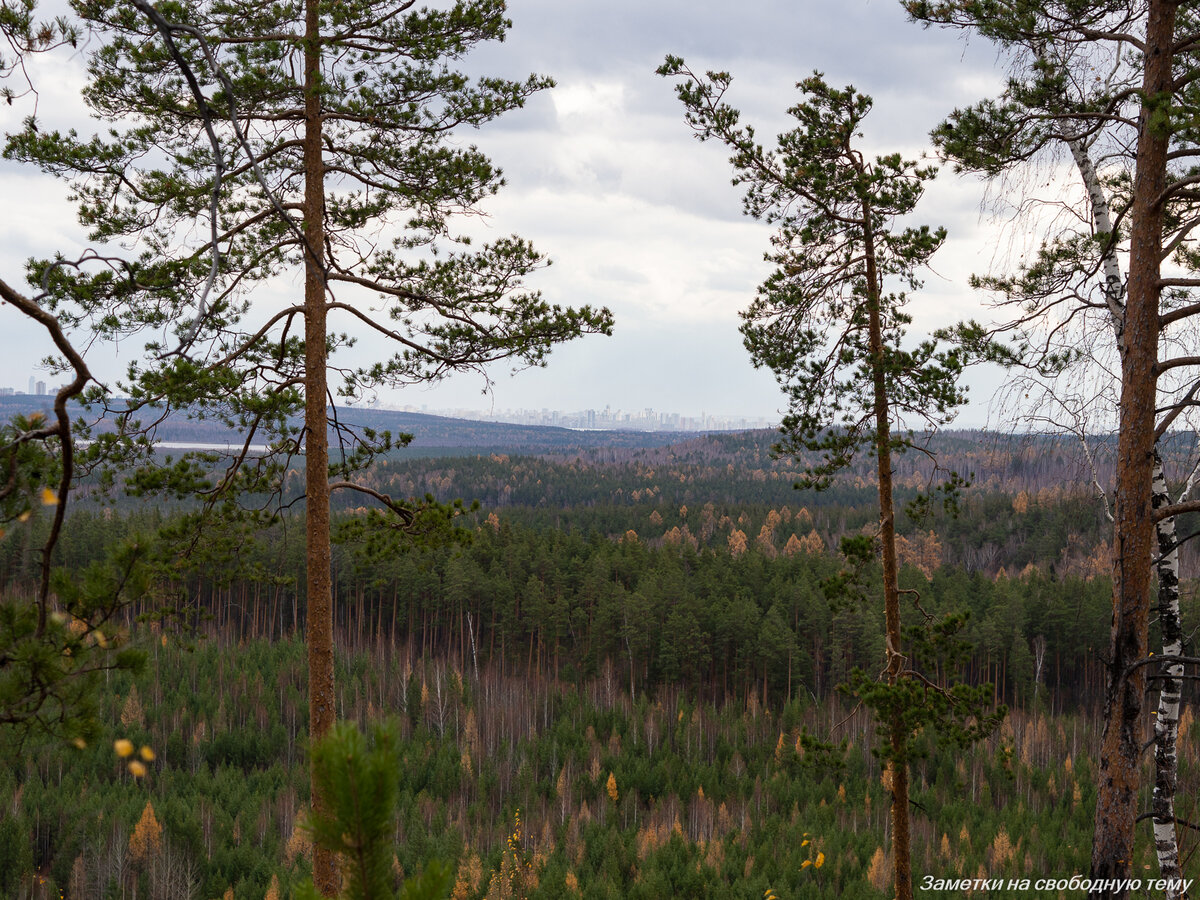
[295, 721, 453, 900]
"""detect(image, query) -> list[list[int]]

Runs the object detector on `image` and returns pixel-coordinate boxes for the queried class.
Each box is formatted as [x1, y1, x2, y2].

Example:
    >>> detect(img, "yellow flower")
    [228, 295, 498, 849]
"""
[128, 760, 147, 777]
[114, 739, 134, 758]
[139, 745, 155, 762]
[801, 860, 812, 869]
[17, 510, 31, 523]
[801, 839, 810, 846]
[815, 852, 825, 869]
[71, 737, 87, 750]
[41, 487, 58, 506]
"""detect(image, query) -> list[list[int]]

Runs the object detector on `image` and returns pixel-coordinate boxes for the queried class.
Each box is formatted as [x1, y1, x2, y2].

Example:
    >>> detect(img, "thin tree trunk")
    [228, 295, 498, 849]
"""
[301, 0, 336, 891]
[863, 197, 911, 900]
[1151, 451, 1186, 897]
[1090, 1, 1174, 892]
[1066, 138, 1125, 344]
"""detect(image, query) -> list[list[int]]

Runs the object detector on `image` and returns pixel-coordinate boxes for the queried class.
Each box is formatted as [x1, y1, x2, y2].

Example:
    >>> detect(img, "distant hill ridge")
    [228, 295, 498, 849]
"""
[0, 395, 700, 455]
[3, 393, 1193, 489]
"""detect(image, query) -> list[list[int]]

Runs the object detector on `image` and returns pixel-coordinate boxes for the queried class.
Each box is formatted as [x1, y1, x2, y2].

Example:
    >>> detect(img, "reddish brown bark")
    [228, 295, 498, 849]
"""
[1090, 1, 1176, 893]
[863, 201, 911, 900]
[300, 0, 336, 892]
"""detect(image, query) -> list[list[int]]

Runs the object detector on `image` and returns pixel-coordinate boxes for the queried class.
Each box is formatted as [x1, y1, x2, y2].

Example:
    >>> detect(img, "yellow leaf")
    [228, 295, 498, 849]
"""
[801, 839, 810, 846]
[128, 760, 147, 777]
[17, 510, 31, 523]
[139, 745, 155, 762]
[41, 487, 58, 506]
[801, 860, 812, 869]
[114, 739, 133, 758]
[815, 852, 825, 869]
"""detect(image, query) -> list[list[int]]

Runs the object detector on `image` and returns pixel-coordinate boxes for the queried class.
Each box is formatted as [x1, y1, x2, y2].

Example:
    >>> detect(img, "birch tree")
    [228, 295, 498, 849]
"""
[907, 1, 1200, 891]
[928, 31, 1199, 892]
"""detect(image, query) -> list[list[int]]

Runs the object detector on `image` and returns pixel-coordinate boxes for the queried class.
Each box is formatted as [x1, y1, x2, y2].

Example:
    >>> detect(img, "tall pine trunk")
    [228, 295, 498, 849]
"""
[301, 0, 337, 893]
[863, 201, 911, 900]
[1072, 132, 1186, 892]
[1090, 0, 1174, 891]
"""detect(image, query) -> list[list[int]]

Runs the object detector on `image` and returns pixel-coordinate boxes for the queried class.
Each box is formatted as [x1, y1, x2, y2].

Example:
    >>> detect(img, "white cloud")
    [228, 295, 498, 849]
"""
[0, 0, 1023, 424]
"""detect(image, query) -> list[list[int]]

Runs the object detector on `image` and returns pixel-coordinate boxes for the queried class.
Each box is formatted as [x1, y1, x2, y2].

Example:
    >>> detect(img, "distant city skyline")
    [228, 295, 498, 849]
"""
[0, 374, 777, 433]
[379, 402, 776, 433]
[0, 376, 47, 397]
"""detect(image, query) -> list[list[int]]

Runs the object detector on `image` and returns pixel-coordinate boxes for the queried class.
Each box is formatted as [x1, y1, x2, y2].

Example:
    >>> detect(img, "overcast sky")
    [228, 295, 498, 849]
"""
[0, 0, 1018, 425]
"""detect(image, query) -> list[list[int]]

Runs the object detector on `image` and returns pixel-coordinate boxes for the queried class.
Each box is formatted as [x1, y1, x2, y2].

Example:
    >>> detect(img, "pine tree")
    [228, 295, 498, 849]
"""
[0, 3, 151, 747]
[297, 721, 453, 900]
[660, 59, 1001, 900]
[906, 2, 1200, 888]
[7, 3, 611, 891]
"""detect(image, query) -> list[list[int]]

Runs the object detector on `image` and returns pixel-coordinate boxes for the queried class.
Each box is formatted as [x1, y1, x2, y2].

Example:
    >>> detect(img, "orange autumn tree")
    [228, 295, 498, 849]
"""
[129, 801, 162, 865]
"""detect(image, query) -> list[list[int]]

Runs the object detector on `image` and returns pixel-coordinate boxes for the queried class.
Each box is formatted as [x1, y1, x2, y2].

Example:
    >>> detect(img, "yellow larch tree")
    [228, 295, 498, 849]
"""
[728, 529, 748, 557]
[129, 800, 162, 865]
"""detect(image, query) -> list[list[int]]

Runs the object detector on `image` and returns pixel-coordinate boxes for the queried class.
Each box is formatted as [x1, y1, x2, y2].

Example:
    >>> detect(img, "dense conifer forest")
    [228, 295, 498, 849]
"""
[2, 423, 1197, 897]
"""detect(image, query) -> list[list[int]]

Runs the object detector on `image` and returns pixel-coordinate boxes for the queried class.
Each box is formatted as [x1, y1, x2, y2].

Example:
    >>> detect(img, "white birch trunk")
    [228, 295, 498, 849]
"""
[1152, 451, 1187, 897]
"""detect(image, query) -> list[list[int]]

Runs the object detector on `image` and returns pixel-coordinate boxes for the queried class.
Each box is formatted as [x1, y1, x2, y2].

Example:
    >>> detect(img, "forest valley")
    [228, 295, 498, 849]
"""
[5, 0, 1200, 898]
[2, 426, 1198, 898]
